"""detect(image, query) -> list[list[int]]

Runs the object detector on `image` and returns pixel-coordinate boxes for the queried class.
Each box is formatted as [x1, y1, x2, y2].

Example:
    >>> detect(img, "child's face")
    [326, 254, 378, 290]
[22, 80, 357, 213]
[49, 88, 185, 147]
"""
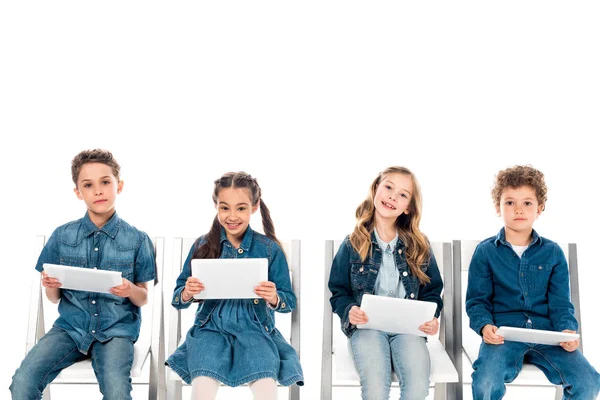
[373, 172, 412, 224]
[74, 162, 123, 218]
[496, 185, 543, 234]
[216, 187, 258, 247]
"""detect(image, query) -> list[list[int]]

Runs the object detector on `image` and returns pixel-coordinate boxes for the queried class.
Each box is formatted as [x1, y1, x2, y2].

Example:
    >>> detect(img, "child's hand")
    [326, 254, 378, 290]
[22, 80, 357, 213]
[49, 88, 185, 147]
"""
[482, 324, 504, 345]
[41, 270, 62, 289]
[182, 277, 204, 301]
[110, 278, 133, 298]
[349, 305, 369, 325]
[419, 317, 439, 335]
[560, 329, 580, 352]
[254, 281, 279, 307]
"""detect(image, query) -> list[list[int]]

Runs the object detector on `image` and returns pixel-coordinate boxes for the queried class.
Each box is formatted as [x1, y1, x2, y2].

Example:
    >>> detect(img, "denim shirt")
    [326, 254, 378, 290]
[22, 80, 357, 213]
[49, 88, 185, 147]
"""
[35, 212, 156, 354]
[171, 226, 296, 333]
[328, 232, 444, 337]
[466, 228, 578, 336]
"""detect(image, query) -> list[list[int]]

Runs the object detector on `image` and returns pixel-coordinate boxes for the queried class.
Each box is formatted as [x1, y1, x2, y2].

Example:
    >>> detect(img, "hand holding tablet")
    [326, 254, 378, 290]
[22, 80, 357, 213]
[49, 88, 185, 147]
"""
[43, 263, 123, 294]
[496, 326, 580, 346]
[190, 258, 268, 300]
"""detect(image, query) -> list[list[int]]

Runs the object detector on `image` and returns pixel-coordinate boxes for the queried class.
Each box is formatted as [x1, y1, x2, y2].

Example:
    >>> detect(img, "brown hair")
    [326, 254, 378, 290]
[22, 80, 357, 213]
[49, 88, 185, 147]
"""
[71, 149, 121, 185]
[349, 166, 431, 284]
[193, 172, 281, 259]
[492, 165, 547, 210]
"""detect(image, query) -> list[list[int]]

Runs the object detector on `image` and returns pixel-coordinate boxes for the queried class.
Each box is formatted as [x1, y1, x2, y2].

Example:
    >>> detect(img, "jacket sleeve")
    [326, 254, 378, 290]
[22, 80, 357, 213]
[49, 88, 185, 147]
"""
[328, 238, 359, 337]
[171, 240, 199, 310]
[418, 247, 444, 318]
[465, 244, 496, 335]
[547, 244, 578, 332]
[268, 243, 296, 313]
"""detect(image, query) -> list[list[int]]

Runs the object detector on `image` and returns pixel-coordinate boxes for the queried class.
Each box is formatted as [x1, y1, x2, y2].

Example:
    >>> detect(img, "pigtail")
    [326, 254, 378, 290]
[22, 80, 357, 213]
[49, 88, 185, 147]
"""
[258, 200, 282, 249]
[193, 215, 222, 259]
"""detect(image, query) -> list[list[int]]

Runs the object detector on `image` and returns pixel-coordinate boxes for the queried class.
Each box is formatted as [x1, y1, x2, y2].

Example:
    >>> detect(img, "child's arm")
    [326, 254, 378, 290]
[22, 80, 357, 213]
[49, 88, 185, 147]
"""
[110, 279, 149, 307]
[547, 244, 578, 333]
[418, 248, 444, 317]
[171, 243, 199, 310]
[465, 244, 496, 336]
[328, 239, 360, 336]
[41, 270, 61, 304]
[257, 243, 295, 313]
[35, 230, 62, 304]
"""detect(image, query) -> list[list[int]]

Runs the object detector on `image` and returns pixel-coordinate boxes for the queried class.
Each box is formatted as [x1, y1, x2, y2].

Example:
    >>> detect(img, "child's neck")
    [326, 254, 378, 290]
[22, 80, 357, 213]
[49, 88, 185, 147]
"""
[374, 218, 397, 243]
[504, 226, 533, 246]
[88, 209, 115, 229]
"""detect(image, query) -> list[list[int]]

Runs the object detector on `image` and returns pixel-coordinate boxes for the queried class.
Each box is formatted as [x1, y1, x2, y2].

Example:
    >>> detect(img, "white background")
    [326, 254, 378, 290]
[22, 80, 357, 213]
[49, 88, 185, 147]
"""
[1, 1, 598, 399]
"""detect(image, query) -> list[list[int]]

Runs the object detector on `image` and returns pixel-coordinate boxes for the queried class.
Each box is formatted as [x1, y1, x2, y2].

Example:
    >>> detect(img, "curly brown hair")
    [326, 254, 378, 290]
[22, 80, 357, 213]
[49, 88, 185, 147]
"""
[491, 165, 547, 210]
[71, 149, 121, 186]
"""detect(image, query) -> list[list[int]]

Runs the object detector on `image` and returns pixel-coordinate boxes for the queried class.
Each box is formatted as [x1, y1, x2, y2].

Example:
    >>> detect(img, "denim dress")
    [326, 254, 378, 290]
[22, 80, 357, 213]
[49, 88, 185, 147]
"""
[166, 227, 304, 387]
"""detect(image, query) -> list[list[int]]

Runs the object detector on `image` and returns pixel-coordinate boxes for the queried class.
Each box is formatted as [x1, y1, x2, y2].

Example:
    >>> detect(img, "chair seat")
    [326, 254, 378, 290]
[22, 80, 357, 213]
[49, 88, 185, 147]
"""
[53, 337, 151, 382]
[333, 337, 459, 384]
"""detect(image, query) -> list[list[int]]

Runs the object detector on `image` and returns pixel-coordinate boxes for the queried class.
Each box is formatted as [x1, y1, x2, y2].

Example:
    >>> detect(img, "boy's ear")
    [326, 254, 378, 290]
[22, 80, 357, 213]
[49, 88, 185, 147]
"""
[73, 187, 83, 200]
[537, 204, 544, 216]
[117, 180, 124, 194]
[495, 205, 501, 216]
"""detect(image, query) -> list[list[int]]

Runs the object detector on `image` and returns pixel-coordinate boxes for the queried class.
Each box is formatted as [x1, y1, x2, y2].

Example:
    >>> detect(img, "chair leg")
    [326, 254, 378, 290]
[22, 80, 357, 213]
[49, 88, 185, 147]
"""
[289, 384, 300, 400]
[554, 385, 563, 400]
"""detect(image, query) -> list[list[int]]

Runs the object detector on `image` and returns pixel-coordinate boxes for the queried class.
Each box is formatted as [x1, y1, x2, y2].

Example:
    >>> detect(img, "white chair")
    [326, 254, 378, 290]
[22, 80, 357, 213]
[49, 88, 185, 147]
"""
[26, 235, 167, 399]
[454, 240, 583, 400]
[321, 240, 460, 400]
[166, 238, 301, 400]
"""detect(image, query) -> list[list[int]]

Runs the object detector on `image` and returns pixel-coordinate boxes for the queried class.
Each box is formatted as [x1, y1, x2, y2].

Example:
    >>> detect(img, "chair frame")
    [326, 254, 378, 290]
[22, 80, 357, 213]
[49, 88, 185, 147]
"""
[321, 240, 460, 400]
[166, 238, 301, 400]
[25, 235, 166, 399]
[454, 240, 582, 400]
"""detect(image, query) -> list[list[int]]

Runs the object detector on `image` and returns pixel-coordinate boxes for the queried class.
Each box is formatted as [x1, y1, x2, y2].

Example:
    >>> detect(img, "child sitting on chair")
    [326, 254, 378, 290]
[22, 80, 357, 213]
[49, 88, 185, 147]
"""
[10, 149, 156, 400]
[466, 165, 600, 399]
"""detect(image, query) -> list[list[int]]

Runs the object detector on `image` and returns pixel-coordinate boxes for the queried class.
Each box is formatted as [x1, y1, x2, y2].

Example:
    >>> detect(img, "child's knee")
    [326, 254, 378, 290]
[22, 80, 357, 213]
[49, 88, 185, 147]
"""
[10, 368, 40, 399]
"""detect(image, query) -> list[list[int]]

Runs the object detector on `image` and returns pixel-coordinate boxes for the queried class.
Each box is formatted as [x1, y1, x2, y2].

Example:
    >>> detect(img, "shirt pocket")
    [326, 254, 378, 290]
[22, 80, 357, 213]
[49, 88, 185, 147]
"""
[350, 263, 371, 291]
[106, 259, 134, 281]
[60, 256, 86, 267]
[527, 264, 552, 294]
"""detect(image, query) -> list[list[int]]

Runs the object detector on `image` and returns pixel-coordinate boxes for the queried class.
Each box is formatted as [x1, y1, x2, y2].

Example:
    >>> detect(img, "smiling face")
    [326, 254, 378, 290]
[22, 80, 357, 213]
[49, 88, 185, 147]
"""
[373, 172, 413, 226]
[497, 185, 543, 240]
[74, 162, 123, 227]
[216, 187, 259, 247]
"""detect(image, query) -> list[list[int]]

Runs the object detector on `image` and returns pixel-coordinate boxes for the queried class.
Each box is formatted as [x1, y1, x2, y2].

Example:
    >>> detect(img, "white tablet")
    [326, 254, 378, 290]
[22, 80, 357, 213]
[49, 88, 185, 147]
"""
[191, 258, 268, 300]
[43, 263, 123, 294]
[357, 294, 437, 337]
[496, 326, 579, 346]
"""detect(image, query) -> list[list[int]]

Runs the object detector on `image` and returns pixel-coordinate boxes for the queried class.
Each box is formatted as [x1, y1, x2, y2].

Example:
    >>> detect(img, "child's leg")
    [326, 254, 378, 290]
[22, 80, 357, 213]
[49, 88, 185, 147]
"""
[350, 329, 393, 400]
[90, 337, 134, 400]
[10, 326, 86, 400]
[526, 345, 600, 399]
[191, 376, 220, 400]
[249, 378, 277, 400]
[471, 341, 529, 400]
[389, 334, 430, 400]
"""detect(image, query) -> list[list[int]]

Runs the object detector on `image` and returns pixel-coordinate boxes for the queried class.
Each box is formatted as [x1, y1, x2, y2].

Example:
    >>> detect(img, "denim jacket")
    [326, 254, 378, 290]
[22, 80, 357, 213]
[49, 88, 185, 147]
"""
[466, 228, 578, 336]
[35, 212, 156, 354]
[328, 233, 443, 337]
[171, 226, 295, 333]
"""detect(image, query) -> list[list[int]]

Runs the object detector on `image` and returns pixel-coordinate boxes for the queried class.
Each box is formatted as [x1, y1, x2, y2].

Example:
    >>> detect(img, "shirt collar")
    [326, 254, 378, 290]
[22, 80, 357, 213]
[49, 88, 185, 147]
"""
[81, 211, 121, 239]
[373, 228, 399, 251]
[220, 225, 254, 252]
[494, 227, 542, 247]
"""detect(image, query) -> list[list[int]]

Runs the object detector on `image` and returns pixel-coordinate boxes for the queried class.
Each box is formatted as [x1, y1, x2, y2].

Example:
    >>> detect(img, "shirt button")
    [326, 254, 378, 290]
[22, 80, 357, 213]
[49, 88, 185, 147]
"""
[92, 330, 96, 334]
[398, 249, 402, 254]
[410, 293, 415, 298]
[94, 248, 99, 252]
[390, 290, 394, 295]
[175, 297, 179, 302]
[92, 300, 96, 304]
[265, 326, 269, 332]
[254, 299, 259, 304]
[521, 273, 524, 277]
[403, 271, 408, 277]
[359, 266, 364, 272]
[281, 303, 285, 309]
[524, 292, 528, 296]
[93, 267, 97, 270]
[390, 273, 394, 277]
[94, 313, 98, 316]
[538, 266, 543, 270]
[238, 248, 244, 254]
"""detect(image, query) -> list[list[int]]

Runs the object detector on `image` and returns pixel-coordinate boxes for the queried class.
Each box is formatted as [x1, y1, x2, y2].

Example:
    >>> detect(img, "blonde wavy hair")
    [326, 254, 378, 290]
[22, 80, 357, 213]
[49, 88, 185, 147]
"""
[349, 166, 431, 284]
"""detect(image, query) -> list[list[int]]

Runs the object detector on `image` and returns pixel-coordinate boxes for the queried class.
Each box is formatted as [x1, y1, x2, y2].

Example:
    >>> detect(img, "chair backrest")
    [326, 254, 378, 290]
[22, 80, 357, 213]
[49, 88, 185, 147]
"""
[167, 238, 301, 400]
[26, 236, 166, 398]
[321, 240, 457, 399]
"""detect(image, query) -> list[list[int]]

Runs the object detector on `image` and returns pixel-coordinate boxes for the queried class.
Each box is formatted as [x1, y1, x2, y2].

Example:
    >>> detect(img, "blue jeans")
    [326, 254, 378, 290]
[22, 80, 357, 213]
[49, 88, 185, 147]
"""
[10, 326, 135, 400]
[350, 329, 430, 400]
[472, 341, 600, 400]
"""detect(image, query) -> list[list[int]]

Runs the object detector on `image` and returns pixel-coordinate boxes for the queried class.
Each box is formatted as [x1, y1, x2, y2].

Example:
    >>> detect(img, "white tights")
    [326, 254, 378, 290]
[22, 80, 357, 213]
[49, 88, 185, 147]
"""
[190, 377, 277, 400]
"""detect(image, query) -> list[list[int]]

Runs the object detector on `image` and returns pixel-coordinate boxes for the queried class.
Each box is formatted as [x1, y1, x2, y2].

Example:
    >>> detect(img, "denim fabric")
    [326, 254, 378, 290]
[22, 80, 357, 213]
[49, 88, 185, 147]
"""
[466, 228, 577, 336]
[35, 212, 156, 354]
[10, 326, 135, 400]
[166, 226, 303, 387]
[472, 339, 600, 400]
[329, 233, 443, 337]
[373, 229, 406, 299]
[350, 329, 430, 400]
